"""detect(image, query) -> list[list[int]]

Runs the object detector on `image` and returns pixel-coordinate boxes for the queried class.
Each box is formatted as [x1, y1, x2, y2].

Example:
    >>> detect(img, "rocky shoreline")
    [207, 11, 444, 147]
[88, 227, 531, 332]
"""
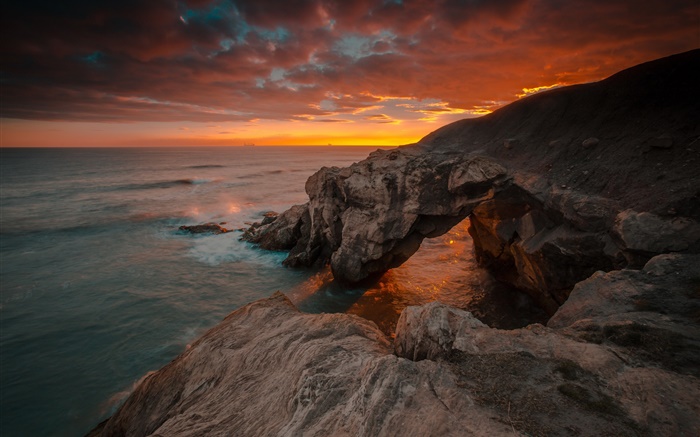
[89, 253, 699, 436]
[89, 50, 699, 436]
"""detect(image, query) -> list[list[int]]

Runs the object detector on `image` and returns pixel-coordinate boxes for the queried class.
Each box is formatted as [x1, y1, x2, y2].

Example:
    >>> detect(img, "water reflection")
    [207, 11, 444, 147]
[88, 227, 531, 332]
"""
[288, 219, 548, 337]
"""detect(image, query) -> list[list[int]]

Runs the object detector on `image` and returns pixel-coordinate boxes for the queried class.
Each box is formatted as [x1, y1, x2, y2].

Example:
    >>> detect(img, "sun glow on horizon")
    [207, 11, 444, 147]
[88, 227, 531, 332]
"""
[0, 117, 434, 147]
[3, 0, 697, 148]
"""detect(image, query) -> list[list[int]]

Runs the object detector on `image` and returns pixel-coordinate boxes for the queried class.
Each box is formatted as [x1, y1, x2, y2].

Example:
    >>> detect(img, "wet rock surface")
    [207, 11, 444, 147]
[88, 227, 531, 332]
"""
[90, 254, 700, 437]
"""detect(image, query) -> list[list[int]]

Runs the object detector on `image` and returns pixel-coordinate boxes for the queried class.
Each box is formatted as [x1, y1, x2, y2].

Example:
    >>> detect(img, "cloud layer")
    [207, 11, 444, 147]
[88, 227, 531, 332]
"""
[2, 0, 698, 144]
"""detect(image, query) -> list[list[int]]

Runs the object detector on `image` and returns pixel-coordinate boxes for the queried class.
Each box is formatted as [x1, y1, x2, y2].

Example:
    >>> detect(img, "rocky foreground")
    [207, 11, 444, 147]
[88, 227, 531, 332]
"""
[90, 254, 699, 436]
[90, 51, 699, 436]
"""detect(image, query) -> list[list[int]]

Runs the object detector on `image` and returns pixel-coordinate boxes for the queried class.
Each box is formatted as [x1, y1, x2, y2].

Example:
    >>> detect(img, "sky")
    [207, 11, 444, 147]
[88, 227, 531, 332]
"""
[2, 0, 699, 147]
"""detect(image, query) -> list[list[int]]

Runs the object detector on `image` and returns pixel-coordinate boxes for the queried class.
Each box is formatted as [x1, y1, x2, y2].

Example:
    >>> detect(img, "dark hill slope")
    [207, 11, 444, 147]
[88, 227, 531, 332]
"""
[420, 49, 700, 218]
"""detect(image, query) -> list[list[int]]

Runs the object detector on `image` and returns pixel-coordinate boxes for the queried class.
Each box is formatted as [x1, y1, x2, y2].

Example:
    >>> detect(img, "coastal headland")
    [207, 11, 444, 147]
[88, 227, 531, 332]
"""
[90, 50, 700, 436]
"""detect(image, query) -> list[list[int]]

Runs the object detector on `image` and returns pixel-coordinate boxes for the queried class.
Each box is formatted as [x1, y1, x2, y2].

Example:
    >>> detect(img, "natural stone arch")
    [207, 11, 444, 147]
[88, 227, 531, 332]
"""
[287, 148, 509, 281]
[244, 147, 622, 314]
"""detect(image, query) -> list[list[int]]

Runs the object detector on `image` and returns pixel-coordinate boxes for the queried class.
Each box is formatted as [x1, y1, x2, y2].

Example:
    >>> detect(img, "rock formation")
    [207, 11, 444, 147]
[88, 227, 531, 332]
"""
[244, 49, 700, 313]
[179, 223, 230, 235]
[89, 254, 700, 436]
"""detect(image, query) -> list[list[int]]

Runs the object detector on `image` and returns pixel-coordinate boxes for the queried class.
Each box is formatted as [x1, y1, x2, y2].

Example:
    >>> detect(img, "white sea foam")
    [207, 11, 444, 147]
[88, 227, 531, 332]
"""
[186, 233, 287, 267]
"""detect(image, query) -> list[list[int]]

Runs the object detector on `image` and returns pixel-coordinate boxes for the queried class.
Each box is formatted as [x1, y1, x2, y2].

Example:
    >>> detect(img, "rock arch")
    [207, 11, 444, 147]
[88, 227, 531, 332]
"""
[244, 147, 624, 314]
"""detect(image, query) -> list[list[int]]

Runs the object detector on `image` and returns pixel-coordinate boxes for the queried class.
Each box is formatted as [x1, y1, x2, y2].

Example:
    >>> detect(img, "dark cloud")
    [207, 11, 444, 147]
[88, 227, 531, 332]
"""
[1, 0, 698, 124]
[233, 0, 325, 27]
[365, 113, 396, 123]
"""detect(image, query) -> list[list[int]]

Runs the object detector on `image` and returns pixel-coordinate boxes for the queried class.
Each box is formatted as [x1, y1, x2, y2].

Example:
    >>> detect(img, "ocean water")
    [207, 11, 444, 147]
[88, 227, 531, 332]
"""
[0, 146, 546, 436]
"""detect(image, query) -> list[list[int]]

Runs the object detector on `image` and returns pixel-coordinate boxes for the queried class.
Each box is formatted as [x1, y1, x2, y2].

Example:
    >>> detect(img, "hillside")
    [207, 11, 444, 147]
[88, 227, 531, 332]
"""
[420, 49, 700, 218]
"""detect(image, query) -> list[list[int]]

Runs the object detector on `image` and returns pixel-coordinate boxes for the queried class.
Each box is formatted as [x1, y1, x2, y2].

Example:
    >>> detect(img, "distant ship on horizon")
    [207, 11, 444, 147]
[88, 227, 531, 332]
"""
[243, 142, 255, 147]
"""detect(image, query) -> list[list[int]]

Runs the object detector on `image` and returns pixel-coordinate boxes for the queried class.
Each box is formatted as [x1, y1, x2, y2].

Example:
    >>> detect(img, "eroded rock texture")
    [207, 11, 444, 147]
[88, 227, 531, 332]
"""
[89, 293, 518, 437]
[90, 254, 700, 437]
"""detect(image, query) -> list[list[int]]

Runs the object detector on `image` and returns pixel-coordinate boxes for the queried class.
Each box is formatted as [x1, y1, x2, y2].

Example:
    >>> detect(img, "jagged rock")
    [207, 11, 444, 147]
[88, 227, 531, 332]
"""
[241, 204, 307, 251]
[178, 223, 230, 234]
[261, 211, 278, 225]
[549, 253, 700, 338]
[92, 255, 700, 436]
[613, 210, 700, 266]
[393, 254, 700, 436]
[447, 156, 507, 193]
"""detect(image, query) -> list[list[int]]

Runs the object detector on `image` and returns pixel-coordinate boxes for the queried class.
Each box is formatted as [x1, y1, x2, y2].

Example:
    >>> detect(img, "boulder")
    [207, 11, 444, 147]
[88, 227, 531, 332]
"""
[613, 210, 700, 266]
[241, 204, 307, 251]
[394, 302, 486, 361]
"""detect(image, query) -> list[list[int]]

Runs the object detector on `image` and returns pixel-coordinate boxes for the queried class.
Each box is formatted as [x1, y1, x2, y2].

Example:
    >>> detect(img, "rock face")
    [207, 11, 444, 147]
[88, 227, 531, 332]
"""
[90, 254, 700, 436]
[243, 49, 700, 312]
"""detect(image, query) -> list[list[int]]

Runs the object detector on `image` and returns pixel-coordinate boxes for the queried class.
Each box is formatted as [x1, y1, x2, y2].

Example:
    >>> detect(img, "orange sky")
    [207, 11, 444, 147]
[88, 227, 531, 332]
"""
[2, 0, 699, 147]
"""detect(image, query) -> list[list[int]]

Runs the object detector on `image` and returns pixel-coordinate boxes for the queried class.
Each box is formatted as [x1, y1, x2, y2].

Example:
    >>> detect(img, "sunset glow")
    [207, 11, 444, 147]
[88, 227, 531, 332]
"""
[2, 0, 698, 147]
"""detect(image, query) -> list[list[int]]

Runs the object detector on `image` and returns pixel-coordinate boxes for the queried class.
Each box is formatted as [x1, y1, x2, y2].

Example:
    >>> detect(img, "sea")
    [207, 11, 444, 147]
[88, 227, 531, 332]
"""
[0, 146, 546, 436]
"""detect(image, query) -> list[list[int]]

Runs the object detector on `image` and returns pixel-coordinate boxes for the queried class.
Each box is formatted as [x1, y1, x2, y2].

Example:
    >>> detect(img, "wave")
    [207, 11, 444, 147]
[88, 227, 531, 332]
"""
[236, 173, 264, 180]
[187, 234, 288, 267]
[236, 169, 289, 180]
[112, 178, 216, 191]
[0, 214, 182, 237]
[187, 165, 226, 169]
[176, 178, 214, 185]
